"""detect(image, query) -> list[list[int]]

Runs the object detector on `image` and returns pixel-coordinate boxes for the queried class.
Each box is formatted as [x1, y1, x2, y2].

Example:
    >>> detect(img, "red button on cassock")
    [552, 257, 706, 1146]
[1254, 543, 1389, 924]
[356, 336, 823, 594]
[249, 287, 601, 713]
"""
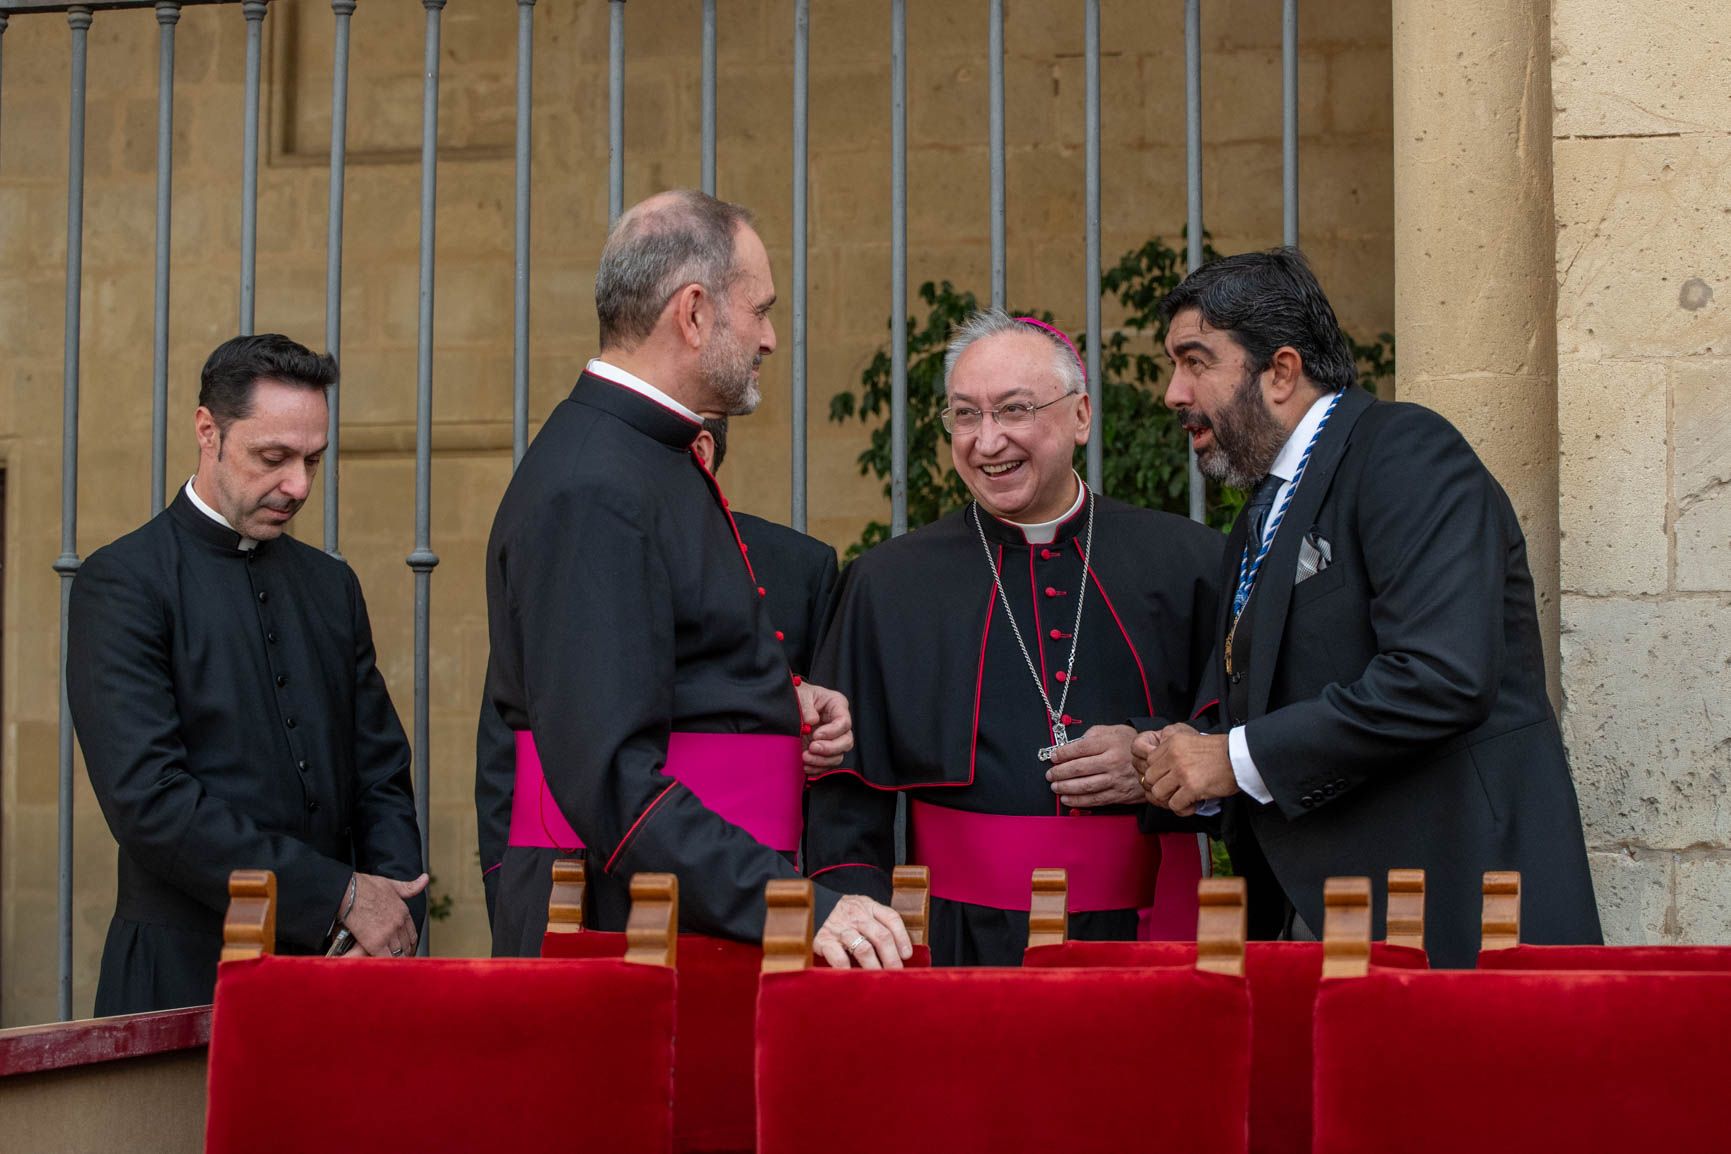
[757, 586, 767, 597]
[1054, 671, 1068, 683]
[1049, 629, 1062, 640]
[800, 723, 813, 736]
[791, 675, 803, 687]
[1045, 586, 1057, 597]
[775, 630, 785, 641]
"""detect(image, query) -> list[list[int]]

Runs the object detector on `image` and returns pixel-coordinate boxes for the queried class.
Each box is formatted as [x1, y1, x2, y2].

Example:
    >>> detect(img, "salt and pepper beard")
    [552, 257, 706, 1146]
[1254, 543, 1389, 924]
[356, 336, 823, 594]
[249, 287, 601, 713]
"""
[700, 303, 763, 416]
[1179, 367, 1289, 490]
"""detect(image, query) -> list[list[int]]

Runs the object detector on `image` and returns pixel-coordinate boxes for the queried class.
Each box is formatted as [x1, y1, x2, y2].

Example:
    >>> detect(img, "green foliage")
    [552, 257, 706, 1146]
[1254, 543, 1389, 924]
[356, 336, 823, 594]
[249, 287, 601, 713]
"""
[426, 874, 454, 922]
[829, 233, 1396, 557]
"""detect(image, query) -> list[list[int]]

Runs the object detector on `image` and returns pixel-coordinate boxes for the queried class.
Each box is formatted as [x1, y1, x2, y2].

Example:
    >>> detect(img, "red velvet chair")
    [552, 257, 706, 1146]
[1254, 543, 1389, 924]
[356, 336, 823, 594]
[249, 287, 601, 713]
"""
[205, 870, 678, 1154]
[1023, 872, 1426, 1154]
[541, 858, 932, 1153]
[1475, 869, 1731, 970]
[755, 878, 1254, 1154]
[1313, 967, 1731, 1154]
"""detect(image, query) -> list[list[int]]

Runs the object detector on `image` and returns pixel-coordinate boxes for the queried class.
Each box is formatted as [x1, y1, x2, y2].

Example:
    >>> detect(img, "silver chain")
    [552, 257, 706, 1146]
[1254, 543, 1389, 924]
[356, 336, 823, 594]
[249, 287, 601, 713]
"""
[970, 487, 1096, 734]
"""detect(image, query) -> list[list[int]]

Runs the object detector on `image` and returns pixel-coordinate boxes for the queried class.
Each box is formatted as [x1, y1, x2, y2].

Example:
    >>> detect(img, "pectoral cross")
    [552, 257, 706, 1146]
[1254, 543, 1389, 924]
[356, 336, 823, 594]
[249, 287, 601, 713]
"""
[1037, 719, 1070, 763]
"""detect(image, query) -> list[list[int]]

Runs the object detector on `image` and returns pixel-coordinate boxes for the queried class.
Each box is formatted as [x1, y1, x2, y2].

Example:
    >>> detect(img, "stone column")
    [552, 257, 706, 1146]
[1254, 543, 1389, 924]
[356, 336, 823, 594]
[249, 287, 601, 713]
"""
[1391, 0, 1561, 703]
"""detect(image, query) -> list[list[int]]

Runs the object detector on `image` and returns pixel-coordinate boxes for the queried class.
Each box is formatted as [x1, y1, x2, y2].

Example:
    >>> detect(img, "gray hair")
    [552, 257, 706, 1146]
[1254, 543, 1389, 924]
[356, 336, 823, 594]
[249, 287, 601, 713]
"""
[942, 308, 1086, 396]
[595, 190, 755, 350]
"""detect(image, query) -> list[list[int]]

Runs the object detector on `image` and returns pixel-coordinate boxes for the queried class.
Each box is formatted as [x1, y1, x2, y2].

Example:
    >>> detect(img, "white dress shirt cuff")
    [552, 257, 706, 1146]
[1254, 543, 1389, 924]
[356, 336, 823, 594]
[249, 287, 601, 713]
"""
[1228, 726, 1274, 805]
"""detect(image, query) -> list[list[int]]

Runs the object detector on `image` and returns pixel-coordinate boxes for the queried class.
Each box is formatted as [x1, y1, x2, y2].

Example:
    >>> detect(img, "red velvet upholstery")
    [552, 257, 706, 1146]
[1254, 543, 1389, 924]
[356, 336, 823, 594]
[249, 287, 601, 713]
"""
[541, 930, 930, 1152]
[205, 956, 674, 1154]
[756, 967, 1251, 1154]
[1478, 944, 1731, 971]
[1022, 940, 1425, 1154]
[1314, 970, 1731, 1154]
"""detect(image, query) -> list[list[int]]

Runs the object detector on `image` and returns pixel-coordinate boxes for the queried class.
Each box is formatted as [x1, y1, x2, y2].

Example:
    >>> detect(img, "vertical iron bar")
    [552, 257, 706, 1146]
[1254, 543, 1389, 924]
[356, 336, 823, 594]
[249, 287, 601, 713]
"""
[701, 0, 716, 196]
[790, 0, 808, 532]
[1282, 0, 1298, 246]
[57, 3, 93, 1024]
[1184, 0, 1204, 523]
[889, 0, 907, 537]
[988, 0, 1005, 311]
[408, 0, 446, 955]
[152, 3, 179, 516]
[608, 0, 625, 225]
[1083, 0, 1102, 491]
[514, 0, 534, 467]
[238, 1, 266, 334]
[325, 0, 355, 556]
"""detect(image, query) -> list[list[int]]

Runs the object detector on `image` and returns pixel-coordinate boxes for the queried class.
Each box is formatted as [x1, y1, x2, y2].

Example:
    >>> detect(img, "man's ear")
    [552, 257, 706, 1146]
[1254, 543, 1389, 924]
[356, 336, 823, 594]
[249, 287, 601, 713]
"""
[1262, 345, 1307, 406]
[1071, 391, 1093, 447]
[670, 283, 709, 352]
[194, 406, 221, 457]
[691, 428, 716, 471]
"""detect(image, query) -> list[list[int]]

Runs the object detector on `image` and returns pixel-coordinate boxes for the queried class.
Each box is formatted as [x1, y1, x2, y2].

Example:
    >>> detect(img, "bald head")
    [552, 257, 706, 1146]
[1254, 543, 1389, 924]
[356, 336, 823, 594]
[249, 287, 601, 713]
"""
[595, 190, 756, 351]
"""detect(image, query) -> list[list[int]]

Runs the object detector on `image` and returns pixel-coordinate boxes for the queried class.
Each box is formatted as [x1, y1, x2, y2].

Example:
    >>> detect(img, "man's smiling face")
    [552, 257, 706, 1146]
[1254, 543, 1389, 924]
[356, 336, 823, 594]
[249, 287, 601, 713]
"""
[946, 328, 1090, 524]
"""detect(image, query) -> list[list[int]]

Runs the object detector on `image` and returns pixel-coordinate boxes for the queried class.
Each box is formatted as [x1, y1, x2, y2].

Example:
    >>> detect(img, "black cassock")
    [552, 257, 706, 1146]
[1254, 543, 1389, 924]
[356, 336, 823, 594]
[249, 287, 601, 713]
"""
[805, 491, 1222, 965]
[484, 372, 842, 956]
[474, 506, 838, 927]
[67, 491, 425, 1015]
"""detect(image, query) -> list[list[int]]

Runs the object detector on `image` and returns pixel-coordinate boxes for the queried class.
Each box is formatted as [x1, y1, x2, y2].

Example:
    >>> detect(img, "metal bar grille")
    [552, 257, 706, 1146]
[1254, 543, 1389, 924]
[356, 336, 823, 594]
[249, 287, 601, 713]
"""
[324, 0, 354, 556]
[150, 2, 176, 516]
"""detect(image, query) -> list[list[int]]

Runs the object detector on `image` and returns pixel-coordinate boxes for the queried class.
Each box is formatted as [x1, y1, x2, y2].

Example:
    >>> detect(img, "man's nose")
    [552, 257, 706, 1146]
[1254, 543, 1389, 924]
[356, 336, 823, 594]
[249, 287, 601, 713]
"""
[760, 317, 777, 357]
[973, 413, 1008, 454]
[281, 462, 313, 501]
[1163, 374, 1191, 411]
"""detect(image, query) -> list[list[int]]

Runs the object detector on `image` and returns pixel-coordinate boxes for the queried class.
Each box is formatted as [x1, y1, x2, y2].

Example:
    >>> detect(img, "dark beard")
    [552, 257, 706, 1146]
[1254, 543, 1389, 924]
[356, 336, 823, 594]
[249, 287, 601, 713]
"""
[1181, 371, 1288, 489]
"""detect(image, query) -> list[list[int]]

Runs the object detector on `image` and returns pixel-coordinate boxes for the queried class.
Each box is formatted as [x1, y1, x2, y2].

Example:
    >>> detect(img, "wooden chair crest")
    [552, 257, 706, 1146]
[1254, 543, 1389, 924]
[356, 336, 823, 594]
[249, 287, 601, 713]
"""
[221, 870, 277, 961]
[1321, 876, 1372, 978]
[762, 879, 815, 973]
[1027, 868, 1069, 949]
[1196, 877, 1247, 976]
[1481, 870, 1521, 951]
[547, 857, 588, 933]
[623, 873, 678, 968]
[891, 865, 931, 947]
[1385, 868, 1426, 952]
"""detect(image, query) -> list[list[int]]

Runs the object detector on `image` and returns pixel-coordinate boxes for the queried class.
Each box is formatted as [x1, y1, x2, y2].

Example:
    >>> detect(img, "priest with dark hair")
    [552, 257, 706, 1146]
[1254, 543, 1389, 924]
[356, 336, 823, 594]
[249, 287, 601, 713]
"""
[804, 310, 1222, 966]
[69, 333, 427, 1015]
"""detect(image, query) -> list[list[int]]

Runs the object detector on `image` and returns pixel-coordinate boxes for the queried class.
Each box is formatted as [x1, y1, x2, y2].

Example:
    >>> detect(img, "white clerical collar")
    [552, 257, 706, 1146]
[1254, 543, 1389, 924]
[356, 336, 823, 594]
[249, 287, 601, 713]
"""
[585, 358, 702, 425]
[185, 477, 258, 550]
[1268, 391, 1337, 483]
[1007, 472, 1088, 545]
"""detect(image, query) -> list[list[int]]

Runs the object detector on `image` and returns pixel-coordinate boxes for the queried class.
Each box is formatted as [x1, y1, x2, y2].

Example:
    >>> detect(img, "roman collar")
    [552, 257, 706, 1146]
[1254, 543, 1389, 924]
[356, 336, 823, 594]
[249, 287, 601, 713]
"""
[167, 487, 264, 555]
[972, 477, 1093, 548]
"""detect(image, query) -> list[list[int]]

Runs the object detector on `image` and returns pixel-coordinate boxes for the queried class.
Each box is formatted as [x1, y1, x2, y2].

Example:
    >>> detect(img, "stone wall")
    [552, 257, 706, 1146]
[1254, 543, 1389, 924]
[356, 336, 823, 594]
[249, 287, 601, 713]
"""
[1551, 0, 1731, 943]
[0, 0, 1395, 1024]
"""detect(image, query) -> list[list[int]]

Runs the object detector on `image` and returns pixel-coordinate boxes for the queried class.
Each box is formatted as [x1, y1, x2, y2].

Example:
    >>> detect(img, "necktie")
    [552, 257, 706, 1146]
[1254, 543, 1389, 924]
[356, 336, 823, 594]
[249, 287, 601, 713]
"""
[1243, 473, 1283, 549]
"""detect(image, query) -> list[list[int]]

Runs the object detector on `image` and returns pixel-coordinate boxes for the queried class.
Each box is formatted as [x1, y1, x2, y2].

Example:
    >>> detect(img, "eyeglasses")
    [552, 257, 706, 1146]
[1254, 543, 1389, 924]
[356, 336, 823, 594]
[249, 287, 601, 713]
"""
[940, 393, 1077, 434]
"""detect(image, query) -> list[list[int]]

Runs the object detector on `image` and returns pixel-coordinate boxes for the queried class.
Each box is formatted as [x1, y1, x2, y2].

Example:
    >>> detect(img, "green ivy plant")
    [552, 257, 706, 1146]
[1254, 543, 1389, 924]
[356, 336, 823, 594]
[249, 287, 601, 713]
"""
[829, 234, 1395, 558]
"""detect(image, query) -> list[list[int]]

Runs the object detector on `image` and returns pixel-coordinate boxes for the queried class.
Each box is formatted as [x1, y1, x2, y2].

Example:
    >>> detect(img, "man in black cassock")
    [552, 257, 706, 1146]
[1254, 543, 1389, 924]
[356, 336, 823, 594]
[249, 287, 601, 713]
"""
[69, 334, 427, 1015]
[483, 190, 910, 969]
[804, 310, 1222, 966]
[474, 412, 837, 925]
[693, 413, 839, 676]
[1136, 248, 1600, 967]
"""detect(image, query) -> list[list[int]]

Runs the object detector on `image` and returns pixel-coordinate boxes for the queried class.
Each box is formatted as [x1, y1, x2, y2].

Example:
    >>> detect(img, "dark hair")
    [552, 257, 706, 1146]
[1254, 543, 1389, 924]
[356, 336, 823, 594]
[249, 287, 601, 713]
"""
[1158, 247, 1356, 392]
[198, 333, 337, 430]
[701, 415, 730, 472]
[595, 190, 755, 350]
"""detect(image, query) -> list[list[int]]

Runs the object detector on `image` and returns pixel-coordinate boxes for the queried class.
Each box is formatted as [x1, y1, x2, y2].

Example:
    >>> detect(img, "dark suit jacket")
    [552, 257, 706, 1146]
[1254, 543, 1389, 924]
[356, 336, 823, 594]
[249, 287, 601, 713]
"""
[1199, 386, 1601, 967]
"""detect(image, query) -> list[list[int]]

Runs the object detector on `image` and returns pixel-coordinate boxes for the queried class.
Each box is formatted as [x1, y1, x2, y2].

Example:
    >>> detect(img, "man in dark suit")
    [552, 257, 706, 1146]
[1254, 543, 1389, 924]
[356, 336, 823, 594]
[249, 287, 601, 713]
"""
[1134, 248, 1601, 967]
[69, 334, 427, 1014]
[691, 413, 839, 676]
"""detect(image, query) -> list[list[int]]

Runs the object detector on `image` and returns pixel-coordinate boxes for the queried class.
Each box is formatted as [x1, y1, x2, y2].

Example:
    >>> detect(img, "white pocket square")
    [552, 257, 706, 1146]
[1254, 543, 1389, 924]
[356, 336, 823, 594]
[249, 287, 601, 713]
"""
[1295, 532, 1332, 584]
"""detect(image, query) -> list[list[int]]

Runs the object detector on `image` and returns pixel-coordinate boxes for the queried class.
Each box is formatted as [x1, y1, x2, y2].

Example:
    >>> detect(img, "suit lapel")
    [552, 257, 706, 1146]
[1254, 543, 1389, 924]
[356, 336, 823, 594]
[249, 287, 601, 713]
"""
[1247, 386, 1377, 716]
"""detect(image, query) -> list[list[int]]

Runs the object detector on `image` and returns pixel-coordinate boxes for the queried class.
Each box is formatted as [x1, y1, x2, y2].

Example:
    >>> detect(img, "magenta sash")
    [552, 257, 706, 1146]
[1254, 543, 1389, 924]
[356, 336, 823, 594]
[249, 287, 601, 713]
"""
[909, 800, 1161, 913]
[509, 731, 805, 853]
